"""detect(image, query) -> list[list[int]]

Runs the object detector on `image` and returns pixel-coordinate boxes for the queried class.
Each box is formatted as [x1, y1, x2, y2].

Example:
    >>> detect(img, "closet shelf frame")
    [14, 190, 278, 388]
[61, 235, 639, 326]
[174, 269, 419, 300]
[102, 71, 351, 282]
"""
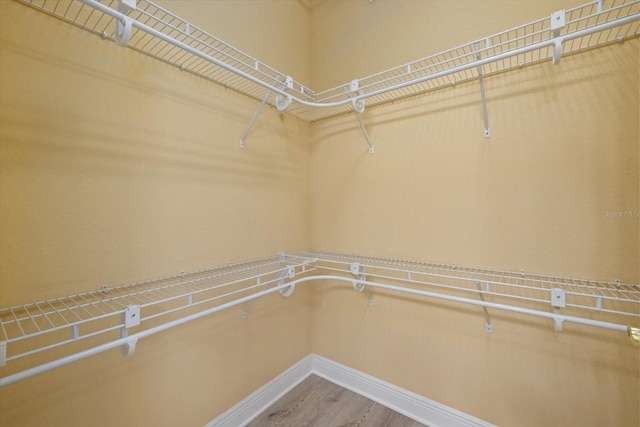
[295, 251, 640, 323]
[16, 0, 640, 126]
[0, 254, 317, 386]
[1, 251, 638, 387]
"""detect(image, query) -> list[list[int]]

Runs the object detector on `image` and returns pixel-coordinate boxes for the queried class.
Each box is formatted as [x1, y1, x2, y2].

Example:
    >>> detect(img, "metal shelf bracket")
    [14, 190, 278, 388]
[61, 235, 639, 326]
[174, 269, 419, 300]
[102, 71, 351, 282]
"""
[474, 41, 491, 138]
[278, 266, 296, 297]
[352, 279, 374, 305]
[354, 105, 374, 154]
[243, 263, 302, 318]
[551, 288, 566, 332]
[240, 76, 284, 149]
[240, 74, 295, 148]
[553, 310, 565, 332]
[345, 81, 374, 154]
[551, 10, 566, 64]
[118, 334, 138, 357]
[475, 282, 493, 333]
[119, 305, 140, 357]
[349, 262, 362, 276]
[242, 276, 267, 319]
[350, 263, 374, 305]
[275, 76, 294, 113]
[552, 39, 564, 65]
[114, 0, 136, 46]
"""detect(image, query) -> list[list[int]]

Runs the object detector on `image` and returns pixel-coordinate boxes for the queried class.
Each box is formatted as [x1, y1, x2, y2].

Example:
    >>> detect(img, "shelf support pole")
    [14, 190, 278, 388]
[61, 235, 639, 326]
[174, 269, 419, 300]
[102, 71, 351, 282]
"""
[350, 263, 374, 305]
[551, 10, 566, 64]
[551, 288, 566, 332]
[352, 279, 374, 305]
[242, 276, 263, 319]
[118, 305, 140, 357]
[249, 263, 297, 305]
[240, 75, 283, 149]
[278, 266, 296, 297]
[354, 109, 375, 154]
[114, 0, 136, 46]
[346, 81, 374, 153]
[475, 282, 493, 333]
[474, 41, 491, 138]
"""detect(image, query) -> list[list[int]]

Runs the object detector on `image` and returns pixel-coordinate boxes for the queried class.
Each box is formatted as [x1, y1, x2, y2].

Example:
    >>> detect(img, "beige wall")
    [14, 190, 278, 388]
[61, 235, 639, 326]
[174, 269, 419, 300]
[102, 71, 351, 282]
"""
[310, 42, 639, 282]
[1, 0, 638, 426]
[0, 1, 312, 425]
[309, 1, 639, 427]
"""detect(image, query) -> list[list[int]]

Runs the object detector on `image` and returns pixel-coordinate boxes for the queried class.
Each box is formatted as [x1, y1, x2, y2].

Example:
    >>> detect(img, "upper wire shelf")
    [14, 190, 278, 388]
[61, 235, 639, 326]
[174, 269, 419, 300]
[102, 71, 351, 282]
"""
[293, 0, 640, 121]
[17, 0, 315, 105]
[16, 0, 640, 122]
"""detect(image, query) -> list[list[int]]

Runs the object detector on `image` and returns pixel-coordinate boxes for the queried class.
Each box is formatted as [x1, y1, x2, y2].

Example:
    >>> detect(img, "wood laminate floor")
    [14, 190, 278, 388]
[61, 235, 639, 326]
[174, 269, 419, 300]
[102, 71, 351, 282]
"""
[246, 374, 426, 427]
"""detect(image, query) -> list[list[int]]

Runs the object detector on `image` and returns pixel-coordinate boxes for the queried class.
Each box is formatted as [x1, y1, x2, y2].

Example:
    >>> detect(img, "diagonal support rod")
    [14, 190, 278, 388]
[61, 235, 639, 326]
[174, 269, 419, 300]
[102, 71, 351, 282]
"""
[240, 75, 282, 149]
[355, 110, 374, 154]
[475, 282, 493, 333]
[474, 41, 491, 138]
[345, 83, 374, 154]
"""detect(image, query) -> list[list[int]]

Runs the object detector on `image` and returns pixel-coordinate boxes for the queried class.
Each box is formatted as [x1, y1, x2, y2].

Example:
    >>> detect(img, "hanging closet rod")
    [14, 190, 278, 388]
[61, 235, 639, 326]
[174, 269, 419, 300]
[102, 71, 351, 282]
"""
[17, 0, 640, 122]
[1, 252, 638, 387]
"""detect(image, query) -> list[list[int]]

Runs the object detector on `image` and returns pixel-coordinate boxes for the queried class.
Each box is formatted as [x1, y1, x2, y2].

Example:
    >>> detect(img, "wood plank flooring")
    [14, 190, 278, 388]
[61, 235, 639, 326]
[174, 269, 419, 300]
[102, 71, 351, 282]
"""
[246, 374, 426, 427]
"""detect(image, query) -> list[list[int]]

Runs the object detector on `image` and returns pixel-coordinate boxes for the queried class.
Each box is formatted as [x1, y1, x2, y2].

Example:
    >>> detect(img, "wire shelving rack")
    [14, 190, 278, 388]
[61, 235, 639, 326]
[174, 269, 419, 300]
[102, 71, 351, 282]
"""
[295, 251, 640, 328]
[291, 0, 640, 121]
[4, 0, 638, 388]
[1, 251, 638, 387]
[0, 254, 316, 386]
[15, 0, 640, 123]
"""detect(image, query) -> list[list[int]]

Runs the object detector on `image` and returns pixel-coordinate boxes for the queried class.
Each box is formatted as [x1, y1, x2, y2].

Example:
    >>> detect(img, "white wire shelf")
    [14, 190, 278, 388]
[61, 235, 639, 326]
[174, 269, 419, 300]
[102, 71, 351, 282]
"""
[0, 254, 317, 386]
[293, 0, 640, 122]
[0, 251, 638, 387]
[294, 251, 640, 323]
[17, 0, 316, 106]
[16, 0, 640, 123]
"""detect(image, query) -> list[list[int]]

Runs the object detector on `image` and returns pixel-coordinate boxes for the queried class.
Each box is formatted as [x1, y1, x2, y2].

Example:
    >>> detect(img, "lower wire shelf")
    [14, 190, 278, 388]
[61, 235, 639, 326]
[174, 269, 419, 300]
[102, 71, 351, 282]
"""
[297, 251, 640, 337]
[0, 254, 316, 386]
[1, 251, 638, 387]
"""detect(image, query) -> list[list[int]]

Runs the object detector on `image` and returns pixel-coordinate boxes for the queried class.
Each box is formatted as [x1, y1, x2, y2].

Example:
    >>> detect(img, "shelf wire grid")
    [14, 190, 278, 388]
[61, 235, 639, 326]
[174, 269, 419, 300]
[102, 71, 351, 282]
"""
[293, 0, 640, 121]
[293, 251, 640, 322]
[0, 255, 315, 366]
[16, 0, 639, 123]
[0, 251, 637, 385]
[17, 0, 315, 106]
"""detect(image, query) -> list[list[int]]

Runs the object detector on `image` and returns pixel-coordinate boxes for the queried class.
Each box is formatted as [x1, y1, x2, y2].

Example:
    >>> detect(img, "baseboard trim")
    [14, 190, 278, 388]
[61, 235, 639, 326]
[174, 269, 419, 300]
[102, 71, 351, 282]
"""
[206, 353, 494, 427]
[205, 355, 313, 427]
[311, 354, 494, 427]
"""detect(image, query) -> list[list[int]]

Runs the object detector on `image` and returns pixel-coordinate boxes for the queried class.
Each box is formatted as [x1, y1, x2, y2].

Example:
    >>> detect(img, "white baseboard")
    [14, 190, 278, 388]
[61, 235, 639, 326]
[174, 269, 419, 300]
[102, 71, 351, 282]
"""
[311, 354, 495, 427]
[206, 353, 495, 427]
[205, 355, 313, 427]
